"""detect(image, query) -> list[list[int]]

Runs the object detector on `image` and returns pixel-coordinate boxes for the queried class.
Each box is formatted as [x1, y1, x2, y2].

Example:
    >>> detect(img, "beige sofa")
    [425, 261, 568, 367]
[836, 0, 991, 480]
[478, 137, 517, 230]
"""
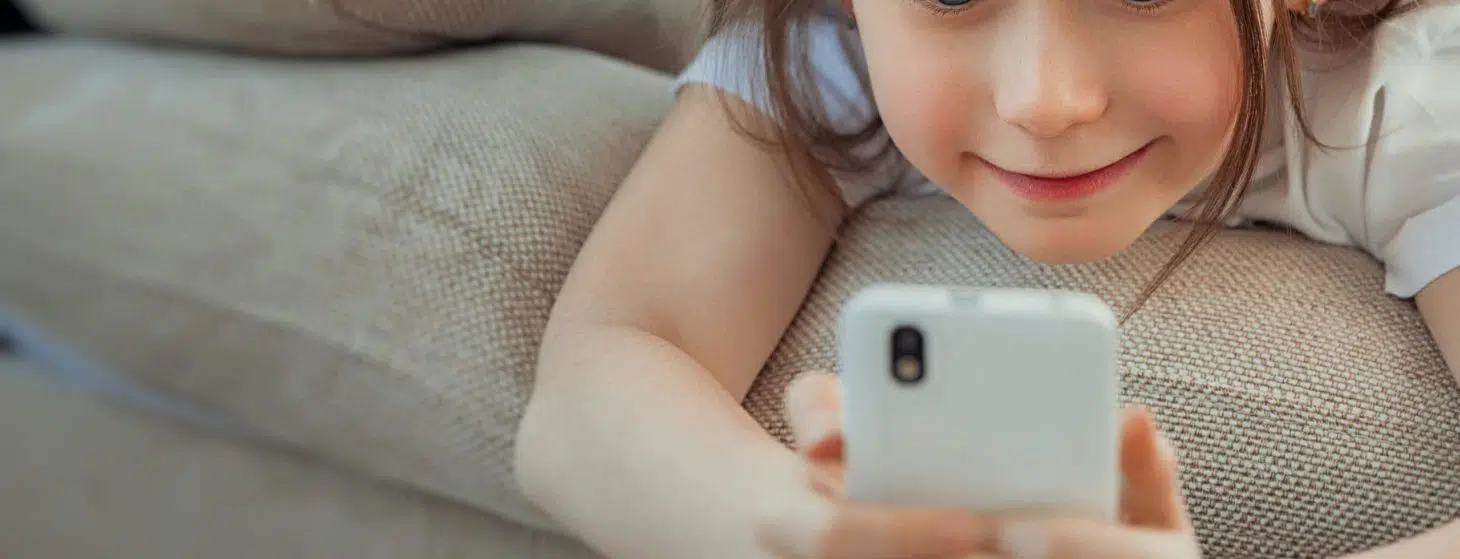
[0, 356, 601, 558]
[2, 1, 1459, 557]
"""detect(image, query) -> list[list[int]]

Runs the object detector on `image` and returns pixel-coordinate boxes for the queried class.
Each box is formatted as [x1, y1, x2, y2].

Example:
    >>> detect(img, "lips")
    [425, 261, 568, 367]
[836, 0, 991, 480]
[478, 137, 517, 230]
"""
[984, 144, 1151, 203]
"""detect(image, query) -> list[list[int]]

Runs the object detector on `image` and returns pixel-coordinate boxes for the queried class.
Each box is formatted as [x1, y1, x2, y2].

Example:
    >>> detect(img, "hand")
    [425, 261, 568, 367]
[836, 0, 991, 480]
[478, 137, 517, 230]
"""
[764, 372, 1201, 559]
[991, 399, 1202, 559]
[753, 372, 999, 558]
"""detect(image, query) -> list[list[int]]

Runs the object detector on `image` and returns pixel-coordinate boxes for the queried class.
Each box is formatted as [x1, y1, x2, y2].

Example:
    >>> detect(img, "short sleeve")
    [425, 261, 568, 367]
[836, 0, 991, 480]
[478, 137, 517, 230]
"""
[1362, 15, 1460, 297]
[1287, 9, 1460, 298]
[673, 16, 910, 209]
[1385, 195, 1460, 297]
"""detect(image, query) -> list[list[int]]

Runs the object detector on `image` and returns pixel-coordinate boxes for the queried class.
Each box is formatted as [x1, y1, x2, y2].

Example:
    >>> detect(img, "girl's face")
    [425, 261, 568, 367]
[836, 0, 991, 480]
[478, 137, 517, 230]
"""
[850, 0, 1279, 264]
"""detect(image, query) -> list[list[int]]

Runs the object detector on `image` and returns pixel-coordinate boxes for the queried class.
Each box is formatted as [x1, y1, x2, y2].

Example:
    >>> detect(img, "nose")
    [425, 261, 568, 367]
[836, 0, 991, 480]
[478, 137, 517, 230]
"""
[993, 10, 1108, 138]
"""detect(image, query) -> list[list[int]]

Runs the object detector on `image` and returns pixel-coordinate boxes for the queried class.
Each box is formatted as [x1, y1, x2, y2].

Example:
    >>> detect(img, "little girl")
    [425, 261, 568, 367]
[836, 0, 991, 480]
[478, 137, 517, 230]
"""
[516, 0, 1460, 557]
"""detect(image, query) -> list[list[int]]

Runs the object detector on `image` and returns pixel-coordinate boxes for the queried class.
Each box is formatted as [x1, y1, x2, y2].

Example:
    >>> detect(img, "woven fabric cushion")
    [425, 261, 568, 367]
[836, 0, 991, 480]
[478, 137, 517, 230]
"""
[0, 363, 601, 559]
[15, 0, 708, 72]
[756, 198, 1460, 558]
[4, 38, 1459, 558]
[0, 38, 674, 531]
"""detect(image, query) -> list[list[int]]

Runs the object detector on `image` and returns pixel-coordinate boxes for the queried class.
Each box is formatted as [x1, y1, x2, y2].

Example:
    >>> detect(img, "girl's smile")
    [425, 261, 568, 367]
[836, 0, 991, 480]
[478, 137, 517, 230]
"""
[852, 0, 1245, 264]
[976, 141, 1154, 203]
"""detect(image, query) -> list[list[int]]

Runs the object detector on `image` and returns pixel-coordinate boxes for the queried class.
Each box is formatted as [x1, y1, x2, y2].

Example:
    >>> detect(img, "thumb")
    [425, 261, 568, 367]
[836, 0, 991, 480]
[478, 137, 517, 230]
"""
[999, 516, 1192, 559]
[784, 371, 843, 461]
[1118, 406, 1188, 530]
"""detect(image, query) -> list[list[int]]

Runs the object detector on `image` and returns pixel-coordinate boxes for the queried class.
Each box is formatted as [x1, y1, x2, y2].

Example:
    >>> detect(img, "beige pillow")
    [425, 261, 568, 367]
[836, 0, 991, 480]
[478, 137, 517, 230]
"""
[0, 38, 674, 531]
[766, 198, 1460, 558]
[2, 36, 1458, 558]
[16, 0, 709, 72]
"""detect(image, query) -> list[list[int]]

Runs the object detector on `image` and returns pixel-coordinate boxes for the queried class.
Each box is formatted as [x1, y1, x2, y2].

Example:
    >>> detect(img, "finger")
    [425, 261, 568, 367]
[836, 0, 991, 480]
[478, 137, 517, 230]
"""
[786, 371, 844, 461]
[758, 497, 996, 559]
[1117, 407, 1188, 530]
[808, 460, 847, 499]
[820, 504, 998, 559]
[998, 516, 1193, 559]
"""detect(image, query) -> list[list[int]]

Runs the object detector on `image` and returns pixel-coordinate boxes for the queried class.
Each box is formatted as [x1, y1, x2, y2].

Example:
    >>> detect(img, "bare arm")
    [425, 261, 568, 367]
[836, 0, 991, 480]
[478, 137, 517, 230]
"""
[514, 85, 845, 558]
[1415, 268, 1460, 384]
[1346, 268, 1460, 558]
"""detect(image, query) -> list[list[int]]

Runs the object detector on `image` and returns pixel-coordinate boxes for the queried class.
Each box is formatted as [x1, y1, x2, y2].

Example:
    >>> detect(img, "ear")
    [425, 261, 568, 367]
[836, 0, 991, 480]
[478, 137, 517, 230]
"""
[1286, 0, 1323, 15]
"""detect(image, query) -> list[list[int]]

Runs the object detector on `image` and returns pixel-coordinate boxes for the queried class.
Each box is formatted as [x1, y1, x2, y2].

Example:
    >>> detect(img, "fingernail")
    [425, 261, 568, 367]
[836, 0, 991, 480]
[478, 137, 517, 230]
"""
[999, 520, 1051, 559]
[787, 374, 838, 442]
[801, 414, 836, 446]
[1157, 436, 1177, 462]
[787, 406, 831, 448]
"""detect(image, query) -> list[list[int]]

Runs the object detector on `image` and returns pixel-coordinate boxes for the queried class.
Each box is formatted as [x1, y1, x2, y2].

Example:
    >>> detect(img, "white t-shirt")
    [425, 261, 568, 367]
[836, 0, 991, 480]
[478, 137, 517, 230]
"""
[675, 9, 1460, 298]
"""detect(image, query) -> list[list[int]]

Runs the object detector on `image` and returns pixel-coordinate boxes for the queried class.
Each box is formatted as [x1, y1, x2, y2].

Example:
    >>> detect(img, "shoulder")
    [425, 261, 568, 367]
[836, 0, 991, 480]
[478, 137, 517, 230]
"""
[1295, 2, 1459, 137]
[1374, 0, 1460, 56]
[1295, 1, 1460, 297]
[673, 13, 913, 209]
[1363, 1, 1460, 107]
[1318, 1, 1460, 120]
[675, 12, 875, 131]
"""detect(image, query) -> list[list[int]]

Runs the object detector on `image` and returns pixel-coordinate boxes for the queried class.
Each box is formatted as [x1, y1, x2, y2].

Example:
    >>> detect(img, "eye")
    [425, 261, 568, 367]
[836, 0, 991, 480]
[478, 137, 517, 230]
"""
[1121, 0, 1176, 13]
[917, 0, 976, 15]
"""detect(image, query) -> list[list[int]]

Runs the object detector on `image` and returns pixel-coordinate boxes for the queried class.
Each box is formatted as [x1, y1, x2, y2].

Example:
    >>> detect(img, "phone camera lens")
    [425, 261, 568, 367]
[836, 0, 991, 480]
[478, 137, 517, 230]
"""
[894, 327, 922, 353]
[890, 326, 924, 384]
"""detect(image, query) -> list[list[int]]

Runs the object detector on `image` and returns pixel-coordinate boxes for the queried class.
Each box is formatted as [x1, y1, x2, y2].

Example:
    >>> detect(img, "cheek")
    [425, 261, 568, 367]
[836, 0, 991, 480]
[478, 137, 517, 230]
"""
[861, 36, 974, 182]
[1129, 58, 1239, 153]
[1115, 20, 1245, 175]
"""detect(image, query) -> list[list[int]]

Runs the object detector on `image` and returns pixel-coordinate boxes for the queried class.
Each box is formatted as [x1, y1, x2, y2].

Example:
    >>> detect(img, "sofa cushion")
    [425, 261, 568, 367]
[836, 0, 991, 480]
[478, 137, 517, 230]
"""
[0, 362, 602, 559]
[0, 38, 675, 531]
[765, 199, 1460, 558]
[2, 37, 1459, 558]
[15, 0, 709, 72]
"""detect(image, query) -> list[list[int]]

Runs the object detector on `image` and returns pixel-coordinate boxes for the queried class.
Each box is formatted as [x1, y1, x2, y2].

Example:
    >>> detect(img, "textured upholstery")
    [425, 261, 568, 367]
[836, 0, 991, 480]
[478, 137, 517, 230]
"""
[0, 360, 604, 559]
[2, 29, 1457, 559]
[13, 0, 709, 72]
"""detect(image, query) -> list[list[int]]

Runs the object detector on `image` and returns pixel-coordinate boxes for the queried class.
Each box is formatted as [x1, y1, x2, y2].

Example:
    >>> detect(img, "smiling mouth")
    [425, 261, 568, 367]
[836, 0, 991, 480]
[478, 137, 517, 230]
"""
[982, 143, 1152, 203]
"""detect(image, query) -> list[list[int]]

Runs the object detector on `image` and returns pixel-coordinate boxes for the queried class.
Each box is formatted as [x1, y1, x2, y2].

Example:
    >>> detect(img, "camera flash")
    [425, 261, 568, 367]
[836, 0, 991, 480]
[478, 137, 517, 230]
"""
[894, 355, 923, 382]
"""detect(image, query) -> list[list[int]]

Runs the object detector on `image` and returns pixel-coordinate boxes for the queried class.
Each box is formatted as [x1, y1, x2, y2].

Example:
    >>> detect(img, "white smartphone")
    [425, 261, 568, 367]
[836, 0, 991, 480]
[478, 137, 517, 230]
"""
[837, 283, 1122, 521]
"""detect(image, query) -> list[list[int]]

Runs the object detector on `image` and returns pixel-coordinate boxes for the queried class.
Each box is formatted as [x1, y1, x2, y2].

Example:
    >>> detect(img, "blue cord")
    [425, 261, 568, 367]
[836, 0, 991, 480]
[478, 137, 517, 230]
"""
[0, 306, 258, 438]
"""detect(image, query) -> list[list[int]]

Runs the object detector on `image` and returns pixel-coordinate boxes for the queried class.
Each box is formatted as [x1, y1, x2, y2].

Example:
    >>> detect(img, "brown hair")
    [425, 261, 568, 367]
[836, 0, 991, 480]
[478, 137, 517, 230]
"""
[705, 0, 1416, 315]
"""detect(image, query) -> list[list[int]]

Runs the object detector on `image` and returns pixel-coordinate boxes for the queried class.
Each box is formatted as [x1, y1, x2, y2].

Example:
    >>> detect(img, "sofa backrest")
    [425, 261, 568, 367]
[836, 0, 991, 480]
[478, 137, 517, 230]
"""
[16, 0, 712, 73]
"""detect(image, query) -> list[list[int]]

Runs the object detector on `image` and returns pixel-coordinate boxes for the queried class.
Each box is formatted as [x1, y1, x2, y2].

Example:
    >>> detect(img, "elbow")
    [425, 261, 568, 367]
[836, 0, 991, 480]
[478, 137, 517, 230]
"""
[513, 379, 572, 513]
[514, 337, 580, 510]
[512, 319, 610, 510]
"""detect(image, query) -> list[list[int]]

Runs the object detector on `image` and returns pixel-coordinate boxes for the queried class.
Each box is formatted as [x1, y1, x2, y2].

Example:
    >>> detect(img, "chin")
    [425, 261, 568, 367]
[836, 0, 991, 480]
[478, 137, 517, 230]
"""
[942, 174, 1178, 266]
[980, 215, 1148, 266]
[1006, 236, 1125, 265]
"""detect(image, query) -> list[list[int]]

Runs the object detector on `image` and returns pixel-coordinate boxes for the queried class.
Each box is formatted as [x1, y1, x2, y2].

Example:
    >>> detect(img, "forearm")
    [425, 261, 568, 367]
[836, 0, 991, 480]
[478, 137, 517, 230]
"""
[1363, 273, 1460, 557]
[515, 324, 798, 559]
[1343, 518, 1460, 558]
